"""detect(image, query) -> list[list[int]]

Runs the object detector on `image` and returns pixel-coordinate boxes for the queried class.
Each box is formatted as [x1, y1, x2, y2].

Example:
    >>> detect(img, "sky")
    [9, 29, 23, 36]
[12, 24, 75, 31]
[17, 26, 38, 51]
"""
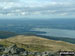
[0, 0, 75, 19]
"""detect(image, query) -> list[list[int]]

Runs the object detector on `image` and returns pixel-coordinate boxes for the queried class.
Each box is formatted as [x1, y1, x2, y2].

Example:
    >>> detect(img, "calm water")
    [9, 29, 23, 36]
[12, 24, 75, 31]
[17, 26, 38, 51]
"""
[0, 19, 75, 38]
[32, 28, 75, 38]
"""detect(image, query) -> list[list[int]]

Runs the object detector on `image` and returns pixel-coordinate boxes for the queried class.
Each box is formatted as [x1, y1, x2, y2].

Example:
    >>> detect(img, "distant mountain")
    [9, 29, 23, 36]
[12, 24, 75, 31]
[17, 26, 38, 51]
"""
[0, 35, 75, 52]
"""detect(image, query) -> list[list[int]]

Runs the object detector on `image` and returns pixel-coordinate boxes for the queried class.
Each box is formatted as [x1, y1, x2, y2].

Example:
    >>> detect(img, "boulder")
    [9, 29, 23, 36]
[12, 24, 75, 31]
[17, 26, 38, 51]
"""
[34, 52, 41, 56]
[22, 51, 28, 56]
[0, 45, 4, 52]
[0, 44, 57, 56]
[4, 44, 22, 54]
[3, 44, 28, 56]
[4, 44, 17, 53]
[2, 54, 8, 56]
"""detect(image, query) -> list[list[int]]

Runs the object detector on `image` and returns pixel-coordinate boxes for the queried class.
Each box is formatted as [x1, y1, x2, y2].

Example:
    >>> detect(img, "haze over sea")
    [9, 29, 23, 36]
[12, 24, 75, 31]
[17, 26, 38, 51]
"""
[0, 18, 75, 38]
[32, 28, 75, 38]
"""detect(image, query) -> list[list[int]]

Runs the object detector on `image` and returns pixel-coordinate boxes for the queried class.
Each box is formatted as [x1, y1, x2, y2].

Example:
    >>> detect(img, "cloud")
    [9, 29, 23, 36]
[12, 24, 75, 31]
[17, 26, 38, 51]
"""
[0, 0, 75, 18]
[0, 0, 20, 2]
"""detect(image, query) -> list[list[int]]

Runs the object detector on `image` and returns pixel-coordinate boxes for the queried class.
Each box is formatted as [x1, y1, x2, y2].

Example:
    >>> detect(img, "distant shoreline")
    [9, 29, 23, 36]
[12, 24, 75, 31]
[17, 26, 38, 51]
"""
[0, 30, 75, 44]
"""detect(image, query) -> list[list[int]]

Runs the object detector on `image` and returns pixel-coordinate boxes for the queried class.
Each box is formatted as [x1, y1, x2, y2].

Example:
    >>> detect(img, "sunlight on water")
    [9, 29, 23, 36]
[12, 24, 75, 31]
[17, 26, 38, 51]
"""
[32, 28, 75, 38]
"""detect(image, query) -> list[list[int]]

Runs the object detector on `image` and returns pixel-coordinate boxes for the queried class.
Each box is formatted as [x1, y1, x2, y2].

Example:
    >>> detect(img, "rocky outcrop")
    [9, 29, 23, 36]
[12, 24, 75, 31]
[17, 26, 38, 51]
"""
[0, 45, 4, 52]
[0, 44, 58, 56]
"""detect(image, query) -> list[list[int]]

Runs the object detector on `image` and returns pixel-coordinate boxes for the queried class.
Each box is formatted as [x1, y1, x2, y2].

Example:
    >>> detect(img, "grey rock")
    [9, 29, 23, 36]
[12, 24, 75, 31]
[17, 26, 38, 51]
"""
[22, 51, 28, 56]
[34, 52, 41, 56]
[4, 48, 10, 53]
[0, 44, 57, 56]
[0, 45, 4, 52]
[4, 44, 17, 53]
[4, 44, 25, 54]
[12, 54, 19, 56]
[2, 54, 8, 56]
[41, 51, 50, 56]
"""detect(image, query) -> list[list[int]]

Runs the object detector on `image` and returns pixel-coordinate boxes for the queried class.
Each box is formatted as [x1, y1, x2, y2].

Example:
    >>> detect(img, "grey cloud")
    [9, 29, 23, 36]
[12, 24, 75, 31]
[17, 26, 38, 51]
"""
[0, 1, 75, 16]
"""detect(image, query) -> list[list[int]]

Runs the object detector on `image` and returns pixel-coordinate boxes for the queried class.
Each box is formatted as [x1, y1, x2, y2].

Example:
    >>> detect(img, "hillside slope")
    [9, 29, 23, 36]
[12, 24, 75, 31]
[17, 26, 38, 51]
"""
[0, 35, 75, 52]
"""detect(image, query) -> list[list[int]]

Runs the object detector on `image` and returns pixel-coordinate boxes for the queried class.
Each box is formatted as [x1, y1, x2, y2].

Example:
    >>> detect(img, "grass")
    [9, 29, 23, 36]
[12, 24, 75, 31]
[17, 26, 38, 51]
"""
[0, 35, 75, 52]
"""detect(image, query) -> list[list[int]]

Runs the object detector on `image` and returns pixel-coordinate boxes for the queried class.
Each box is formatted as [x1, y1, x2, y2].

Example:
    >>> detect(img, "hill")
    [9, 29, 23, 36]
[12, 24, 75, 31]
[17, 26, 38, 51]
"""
[0, 35, 75, 52]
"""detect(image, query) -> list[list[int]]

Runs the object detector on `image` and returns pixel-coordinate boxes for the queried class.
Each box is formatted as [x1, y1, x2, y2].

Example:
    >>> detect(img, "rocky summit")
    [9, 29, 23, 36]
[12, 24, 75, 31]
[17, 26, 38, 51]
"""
[0, 35, 75, 56]
[0, 44, 58, 56]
